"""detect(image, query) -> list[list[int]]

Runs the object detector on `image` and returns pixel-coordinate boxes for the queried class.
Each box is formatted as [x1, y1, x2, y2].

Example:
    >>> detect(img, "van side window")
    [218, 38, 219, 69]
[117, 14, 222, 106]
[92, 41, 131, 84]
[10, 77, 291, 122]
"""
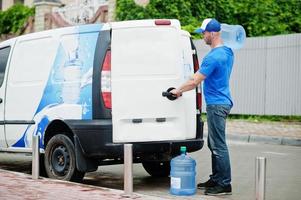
[0, 46, 11, 87]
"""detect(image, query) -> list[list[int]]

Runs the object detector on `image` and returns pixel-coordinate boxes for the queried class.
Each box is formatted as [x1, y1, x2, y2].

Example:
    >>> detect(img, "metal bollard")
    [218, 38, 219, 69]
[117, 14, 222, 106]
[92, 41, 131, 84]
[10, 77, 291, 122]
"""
[255, 157, 266, 200]
[32, 134, 40, 180]
[123, 144, 133, 197]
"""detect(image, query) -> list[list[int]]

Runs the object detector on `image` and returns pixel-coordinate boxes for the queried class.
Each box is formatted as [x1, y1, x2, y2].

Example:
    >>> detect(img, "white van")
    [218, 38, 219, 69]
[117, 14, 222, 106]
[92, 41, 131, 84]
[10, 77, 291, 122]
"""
[0, 19, 203, 181]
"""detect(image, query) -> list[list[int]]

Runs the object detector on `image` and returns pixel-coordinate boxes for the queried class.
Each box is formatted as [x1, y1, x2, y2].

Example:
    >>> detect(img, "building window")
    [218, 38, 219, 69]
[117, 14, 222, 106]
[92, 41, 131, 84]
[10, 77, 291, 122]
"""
[0, 0, 2, 10]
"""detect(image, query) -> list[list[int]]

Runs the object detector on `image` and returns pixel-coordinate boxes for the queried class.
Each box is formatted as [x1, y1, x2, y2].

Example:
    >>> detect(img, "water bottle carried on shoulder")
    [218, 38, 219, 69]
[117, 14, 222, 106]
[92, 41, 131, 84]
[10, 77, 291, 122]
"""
[221, 24, 246, 50]
[170, 146, 196, 196]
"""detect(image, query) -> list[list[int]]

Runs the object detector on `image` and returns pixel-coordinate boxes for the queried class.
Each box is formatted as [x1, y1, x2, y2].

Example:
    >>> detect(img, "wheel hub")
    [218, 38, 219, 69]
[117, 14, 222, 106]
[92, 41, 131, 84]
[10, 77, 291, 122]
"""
[58, 155, 64, 166]
[51, 145, 70, 175]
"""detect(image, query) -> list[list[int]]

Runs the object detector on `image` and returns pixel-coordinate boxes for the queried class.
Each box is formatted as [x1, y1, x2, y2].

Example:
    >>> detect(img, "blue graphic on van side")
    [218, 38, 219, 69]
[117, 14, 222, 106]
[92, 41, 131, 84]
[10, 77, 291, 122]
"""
[12, 24, 101, 148]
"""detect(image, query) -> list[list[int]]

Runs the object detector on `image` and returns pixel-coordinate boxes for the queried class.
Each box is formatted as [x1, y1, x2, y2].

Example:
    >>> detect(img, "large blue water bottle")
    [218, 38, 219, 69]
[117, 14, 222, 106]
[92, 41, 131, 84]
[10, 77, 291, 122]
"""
[170, 146, 196, 196]
[221, 24, 246, 50]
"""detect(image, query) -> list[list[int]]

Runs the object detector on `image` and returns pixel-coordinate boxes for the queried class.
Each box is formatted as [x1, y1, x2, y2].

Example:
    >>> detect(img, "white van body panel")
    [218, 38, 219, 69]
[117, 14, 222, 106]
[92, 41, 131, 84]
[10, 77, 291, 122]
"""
[111, 22, 196, 142]
[6, 36, 56, 120]
[0, 20, 204, 181]
[0, 20, 200, 148]
[5, 36, 58, 146]
[4, 25, 102, 148]
[111, 19, 181, 30]
[5, 104, 82, 147]
[180, 30, 197, 140]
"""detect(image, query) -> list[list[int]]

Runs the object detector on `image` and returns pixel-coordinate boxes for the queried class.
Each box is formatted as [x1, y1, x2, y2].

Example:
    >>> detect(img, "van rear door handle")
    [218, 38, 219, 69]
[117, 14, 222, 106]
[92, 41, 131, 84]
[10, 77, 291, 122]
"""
[0, 98, 2, 104]
[162, 87, 177, 101]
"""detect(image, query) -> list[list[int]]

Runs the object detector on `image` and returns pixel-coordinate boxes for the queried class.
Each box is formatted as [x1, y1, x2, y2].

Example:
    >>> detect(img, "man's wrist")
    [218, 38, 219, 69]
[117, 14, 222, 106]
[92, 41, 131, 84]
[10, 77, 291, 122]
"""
[178, 89, 183, 95]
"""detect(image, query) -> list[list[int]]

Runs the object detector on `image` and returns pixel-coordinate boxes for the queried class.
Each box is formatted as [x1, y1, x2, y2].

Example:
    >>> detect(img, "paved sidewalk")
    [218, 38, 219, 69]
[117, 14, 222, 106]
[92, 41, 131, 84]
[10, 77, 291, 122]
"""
[0, 169, 168, 200]
[0, 169, 224, 200]
[204, 120, 301, 146]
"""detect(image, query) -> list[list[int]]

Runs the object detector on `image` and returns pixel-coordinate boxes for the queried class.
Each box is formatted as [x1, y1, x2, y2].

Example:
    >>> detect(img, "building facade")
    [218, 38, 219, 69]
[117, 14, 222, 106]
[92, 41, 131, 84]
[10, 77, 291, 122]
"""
[1, 0, 72, 11]
[0, 0, 150, 38]
[1, 0, 113, 33]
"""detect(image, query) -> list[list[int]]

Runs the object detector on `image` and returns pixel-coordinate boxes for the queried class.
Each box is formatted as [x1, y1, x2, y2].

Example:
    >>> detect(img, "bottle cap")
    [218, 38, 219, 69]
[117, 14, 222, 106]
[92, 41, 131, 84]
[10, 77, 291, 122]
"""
[180, 146, 186, 153]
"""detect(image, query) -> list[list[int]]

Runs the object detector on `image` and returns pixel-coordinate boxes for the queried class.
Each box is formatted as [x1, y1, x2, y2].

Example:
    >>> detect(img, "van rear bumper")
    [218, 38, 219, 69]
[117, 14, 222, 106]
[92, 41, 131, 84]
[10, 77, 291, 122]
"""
[131, 138, 204, 157]
[67, 119, 204, 158]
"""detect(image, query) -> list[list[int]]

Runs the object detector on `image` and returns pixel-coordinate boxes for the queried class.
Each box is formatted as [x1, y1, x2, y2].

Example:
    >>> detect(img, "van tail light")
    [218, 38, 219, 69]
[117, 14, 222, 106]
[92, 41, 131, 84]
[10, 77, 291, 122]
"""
[193, 50, 202, 110]
[193, 51, 199, 72]
[155, 19, 171, 26]
[197, 92, 202, 110]
[101, 50, 111, 109]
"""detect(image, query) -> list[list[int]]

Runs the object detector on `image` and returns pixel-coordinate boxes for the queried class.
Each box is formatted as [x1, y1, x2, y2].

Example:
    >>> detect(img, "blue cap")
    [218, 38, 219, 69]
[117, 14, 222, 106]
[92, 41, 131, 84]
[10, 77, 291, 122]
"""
[195, 18, 221, 34]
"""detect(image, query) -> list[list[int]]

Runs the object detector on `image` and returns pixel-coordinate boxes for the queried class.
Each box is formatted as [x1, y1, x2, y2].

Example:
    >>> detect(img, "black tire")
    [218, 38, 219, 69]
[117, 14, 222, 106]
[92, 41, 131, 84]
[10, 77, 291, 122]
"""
[44, 134, 85, 182]
[142, 161, 170, 177]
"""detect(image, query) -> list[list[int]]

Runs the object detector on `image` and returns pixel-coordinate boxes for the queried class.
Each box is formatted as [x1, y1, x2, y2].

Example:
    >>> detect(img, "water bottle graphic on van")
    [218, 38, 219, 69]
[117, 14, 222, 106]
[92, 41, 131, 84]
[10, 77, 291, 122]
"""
[61, 49, 82, 104]
[60, 35, 83, 104]
[221, 24, 246, 50]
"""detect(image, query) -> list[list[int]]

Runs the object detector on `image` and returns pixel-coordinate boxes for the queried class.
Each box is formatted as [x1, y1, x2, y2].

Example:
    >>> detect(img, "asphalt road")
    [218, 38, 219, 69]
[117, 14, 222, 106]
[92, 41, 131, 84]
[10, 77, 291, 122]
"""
[0, 141, 300, 200]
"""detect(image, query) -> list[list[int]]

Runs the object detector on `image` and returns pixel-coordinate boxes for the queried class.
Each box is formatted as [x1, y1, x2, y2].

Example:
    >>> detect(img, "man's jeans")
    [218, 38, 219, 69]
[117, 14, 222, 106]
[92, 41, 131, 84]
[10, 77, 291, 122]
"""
[206, 105, 231, 187]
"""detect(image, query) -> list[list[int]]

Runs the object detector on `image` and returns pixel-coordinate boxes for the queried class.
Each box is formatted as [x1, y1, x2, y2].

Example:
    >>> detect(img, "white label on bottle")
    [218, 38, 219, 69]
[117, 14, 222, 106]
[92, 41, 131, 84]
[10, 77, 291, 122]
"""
[170, 177, 181, 189]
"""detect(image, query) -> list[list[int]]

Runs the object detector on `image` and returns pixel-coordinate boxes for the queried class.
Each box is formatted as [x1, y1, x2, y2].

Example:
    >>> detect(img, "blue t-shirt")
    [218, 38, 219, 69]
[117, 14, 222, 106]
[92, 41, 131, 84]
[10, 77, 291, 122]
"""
[199, 46, 234, 107]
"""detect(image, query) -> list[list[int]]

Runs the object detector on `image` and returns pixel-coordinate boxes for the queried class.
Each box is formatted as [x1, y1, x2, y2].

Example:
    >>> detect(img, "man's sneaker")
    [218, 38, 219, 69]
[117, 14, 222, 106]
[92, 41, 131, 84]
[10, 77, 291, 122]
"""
[204, 184, 232, 196]
[197, 179, 218, 189]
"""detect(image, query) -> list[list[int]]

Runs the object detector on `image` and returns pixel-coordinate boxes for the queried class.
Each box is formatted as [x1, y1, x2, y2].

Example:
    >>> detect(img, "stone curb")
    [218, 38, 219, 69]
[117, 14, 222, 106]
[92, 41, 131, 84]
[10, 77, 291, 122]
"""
[203, 133, 301, 146]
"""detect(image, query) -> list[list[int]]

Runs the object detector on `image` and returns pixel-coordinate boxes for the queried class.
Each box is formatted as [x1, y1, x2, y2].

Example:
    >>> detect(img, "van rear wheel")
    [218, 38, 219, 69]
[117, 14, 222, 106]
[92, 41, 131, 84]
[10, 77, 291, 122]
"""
[142, 161, 170, 177]
[44, 134, 85, 182]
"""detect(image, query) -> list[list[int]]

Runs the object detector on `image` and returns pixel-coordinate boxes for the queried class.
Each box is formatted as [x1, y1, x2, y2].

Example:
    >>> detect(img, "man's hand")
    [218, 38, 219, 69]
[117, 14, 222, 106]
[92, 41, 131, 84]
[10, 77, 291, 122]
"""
[170, 89, 182, 98]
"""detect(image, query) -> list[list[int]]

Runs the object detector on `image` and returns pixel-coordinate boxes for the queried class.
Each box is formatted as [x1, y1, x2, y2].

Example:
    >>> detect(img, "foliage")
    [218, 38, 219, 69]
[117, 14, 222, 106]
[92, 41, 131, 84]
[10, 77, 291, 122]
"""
[228, 114, 301, 123]
[116, 0, 301, 38]
[233, 0, 301, 37]
[201, 113, 301, 123]
[116, 0, 201, 38]
[0, 4, 35, 35]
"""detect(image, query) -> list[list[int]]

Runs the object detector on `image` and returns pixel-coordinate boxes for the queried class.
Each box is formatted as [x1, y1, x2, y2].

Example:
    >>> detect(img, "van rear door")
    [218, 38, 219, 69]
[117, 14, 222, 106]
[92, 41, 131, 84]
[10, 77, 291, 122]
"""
[111, 20, 196, 143]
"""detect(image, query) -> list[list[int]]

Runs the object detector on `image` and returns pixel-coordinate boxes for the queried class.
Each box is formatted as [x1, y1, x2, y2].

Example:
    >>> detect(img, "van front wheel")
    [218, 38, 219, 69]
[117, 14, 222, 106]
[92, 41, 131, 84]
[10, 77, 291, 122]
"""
[44, 134, 85, 182]
[142, 161, 170, 177]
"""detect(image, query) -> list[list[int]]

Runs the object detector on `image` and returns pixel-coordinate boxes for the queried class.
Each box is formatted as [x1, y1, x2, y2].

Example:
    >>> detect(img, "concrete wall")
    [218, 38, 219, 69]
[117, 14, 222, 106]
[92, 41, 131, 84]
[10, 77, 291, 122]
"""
[1, 0, 60, 10]
[2, 0, 14, 10]
[1, 0, 33, 10]
[61, 0, 73, 5]
[34, 1, 62, 32]
[24, 0, 34, 7]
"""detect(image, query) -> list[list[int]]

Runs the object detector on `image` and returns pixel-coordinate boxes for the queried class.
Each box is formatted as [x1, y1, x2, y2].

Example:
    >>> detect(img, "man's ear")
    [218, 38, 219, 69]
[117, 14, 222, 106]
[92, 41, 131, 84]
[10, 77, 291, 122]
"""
[211, 32, 218, 39]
